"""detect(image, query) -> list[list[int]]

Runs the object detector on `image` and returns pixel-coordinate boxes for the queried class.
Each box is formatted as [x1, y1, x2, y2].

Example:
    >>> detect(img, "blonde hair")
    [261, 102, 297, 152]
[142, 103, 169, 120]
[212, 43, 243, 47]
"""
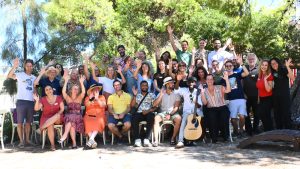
[258, 60, 271, 78]
[105, 65, 116, 79]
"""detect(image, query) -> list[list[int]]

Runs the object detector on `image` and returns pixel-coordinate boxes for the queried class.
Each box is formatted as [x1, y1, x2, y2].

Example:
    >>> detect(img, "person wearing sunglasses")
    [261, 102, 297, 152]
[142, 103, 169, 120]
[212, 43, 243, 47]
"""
[223, 59, 249, 138]
[174, 75, 203, 148]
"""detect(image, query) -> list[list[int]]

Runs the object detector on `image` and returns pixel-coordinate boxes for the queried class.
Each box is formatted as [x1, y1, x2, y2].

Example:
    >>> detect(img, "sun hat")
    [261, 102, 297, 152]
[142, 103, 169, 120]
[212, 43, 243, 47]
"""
[163, 76, 174, 86]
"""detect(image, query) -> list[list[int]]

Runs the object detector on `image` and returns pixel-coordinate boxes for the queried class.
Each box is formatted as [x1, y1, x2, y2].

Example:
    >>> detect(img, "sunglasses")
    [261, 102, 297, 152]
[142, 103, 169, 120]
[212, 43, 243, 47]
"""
[189, 94, 193, 103]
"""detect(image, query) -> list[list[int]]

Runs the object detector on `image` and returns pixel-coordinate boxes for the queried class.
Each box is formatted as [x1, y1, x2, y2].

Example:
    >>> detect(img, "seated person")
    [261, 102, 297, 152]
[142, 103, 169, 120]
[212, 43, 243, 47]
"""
[174, 76, 203, 148]
[152, 77, 182, 147]
[107, 80, 131, 144]
[33, 85, 64, 151]
[84, 83, 106, 148]
[131, 81, 157, 147]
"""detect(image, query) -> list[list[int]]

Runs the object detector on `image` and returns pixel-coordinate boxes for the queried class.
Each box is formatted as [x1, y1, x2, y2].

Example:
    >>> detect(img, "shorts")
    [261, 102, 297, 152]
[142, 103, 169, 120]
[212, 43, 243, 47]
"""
[108, 114, 131, 125]
[16, 100, 34, 124]
[157, 111, 180, 121]
[228, 99, 247, 118]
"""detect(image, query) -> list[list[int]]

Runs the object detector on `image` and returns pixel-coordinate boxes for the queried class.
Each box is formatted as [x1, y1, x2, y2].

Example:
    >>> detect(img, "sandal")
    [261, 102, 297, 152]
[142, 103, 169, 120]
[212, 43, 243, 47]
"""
[50, 145, 56, 151]
[17, 142, 25, 148]
[170, 140, 176, 145]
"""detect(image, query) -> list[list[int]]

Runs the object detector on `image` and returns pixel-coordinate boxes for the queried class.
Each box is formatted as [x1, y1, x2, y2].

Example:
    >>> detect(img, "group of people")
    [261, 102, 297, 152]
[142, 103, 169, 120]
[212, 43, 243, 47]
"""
[7, 26, 296, 150]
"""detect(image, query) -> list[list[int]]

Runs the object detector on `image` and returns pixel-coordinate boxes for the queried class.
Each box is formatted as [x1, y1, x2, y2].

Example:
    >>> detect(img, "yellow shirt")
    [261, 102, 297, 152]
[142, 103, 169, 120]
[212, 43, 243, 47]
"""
[107, 91, 131, 114]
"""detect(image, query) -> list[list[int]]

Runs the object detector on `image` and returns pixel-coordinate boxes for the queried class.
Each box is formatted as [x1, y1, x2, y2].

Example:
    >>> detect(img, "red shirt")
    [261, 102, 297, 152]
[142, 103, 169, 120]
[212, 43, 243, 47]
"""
[256, 74, 273, 97]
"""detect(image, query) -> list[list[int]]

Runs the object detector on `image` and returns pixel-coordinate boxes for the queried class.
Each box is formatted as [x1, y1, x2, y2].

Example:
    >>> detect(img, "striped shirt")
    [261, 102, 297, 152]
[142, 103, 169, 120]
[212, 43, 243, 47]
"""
[204, 85, 226, 108]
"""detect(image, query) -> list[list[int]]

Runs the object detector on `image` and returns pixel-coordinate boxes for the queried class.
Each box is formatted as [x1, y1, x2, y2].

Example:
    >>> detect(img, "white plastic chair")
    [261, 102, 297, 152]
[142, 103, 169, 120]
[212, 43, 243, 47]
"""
[0, 109, 8, 150]
[159, 120, 174, 143]
[111, 121, 131, 145]
[42, 124, 63, 149]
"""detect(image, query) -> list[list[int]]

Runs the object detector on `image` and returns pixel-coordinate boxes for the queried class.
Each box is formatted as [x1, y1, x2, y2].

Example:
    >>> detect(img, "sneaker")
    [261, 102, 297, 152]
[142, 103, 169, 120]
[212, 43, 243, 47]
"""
[152, 142, 158, 147]
[91, 140, 97, 149]
[86, 140, 93, 148]
[175, 141, 184, 149]
[143, 139, 151, 147]
[134, 139, 142, 147]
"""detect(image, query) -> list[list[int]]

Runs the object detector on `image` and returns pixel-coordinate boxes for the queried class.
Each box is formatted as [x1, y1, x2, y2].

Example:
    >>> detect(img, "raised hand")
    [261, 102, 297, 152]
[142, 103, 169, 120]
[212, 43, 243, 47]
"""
[117, 65, 123, 74]
[90, 62, 96, 70]
[64, 68, 69, 77]
[223, 71, 229, 80]
[48, 59, 56, 66]
[177, 73, 184, 81]
[167, 25, 173, 34]
[236, 54, 243, 65]
[189, 65, 195, 74]
[285, 58, 292, 68]
[160, 87, 166, 95]
[13, 58, 19, 68]
[94, 90, 99, 99]
[192, 47, 196, 55]
[40, 67, 46, 75]
[225, 38, 232, 46]
[33, 93, 39, 101]
[132, 86, 138, 96]
[79, 75, 86, 83]
[264, 73, 271, 80]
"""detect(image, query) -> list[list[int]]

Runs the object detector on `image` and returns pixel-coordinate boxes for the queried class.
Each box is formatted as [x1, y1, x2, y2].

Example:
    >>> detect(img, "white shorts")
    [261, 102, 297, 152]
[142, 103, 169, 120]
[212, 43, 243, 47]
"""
[228, 99, 247, 118]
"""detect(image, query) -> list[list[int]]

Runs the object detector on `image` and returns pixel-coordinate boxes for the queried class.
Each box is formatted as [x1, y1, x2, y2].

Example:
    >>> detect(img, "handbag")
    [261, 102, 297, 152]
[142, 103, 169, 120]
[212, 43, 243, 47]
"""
[132, 92, 149, 114]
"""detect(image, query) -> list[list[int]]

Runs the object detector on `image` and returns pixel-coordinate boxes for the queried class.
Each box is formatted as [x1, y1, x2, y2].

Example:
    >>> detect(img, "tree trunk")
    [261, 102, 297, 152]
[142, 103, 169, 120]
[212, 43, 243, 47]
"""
[22, 2, 27, 61]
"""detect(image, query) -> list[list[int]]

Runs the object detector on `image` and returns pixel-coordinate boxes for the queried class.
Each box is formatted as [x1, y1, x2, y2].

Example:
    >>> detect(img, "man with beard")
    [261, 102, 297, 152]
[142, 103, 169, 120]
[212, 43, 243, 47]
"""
[174, 76, 203, 148]
[167, 25, 192, 67]
[208, 39, 234, 72]
[131, 81, 157, 147]
[114, 45, 128, 69]
[152, 77, 182, 147]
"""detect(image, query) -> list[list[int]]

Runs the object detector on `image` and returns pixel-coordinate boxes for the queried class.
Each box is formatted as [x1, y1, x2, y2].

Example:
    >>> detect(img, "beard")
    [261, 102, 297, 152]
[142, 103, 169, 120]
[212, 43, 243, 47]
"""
[119, 51, 125, 57]
[141, 88, 148, 93]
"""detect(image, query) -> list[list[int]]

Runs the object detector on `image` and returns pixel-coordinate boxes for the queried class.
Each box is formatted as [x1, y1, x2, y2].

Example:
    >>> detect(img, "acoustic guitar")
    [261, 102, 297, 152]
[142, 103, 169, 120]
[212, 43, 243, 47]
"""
[184, 88, 202, 140]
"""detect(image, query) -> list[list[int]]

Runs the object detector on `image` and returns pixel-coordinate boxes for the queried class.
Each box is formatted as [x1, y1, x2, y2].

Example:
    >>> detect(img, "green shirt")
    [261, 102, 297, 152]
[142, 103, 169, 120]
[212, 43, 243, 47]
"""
[175, 50, 192, 67]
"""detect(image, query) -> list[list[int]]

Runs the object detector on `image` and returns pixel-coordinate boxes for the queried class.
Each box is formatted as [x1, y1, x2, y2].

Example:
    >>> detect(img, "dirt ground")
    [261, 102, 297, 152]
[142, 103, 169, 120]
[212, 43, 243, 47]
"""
[1, 138, 299, 169]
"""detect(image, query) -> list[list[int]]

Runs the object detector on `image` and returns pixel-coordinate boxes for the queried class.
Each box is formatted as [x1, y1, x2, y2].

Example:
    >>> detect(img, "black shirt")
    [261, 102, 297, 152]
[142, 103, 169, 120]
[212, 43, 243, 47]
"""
[243, 65, 258, 98]
[272, 67, 290, 96]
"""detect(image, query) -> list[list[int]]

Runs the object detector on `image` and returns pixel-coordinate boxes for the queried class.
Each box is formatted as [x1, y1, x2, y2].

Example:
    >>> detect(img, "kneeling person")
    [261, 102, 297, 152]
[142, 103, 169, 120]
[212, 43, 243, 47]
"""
[131, 81, 157, 147]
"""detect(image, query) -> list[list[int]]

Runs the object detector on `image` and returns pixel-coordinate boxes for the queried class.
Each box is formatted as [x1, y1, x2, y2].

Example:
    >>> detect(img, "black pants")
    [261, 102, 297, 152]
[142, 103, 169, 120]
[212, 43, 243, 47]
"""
[273, 94, 292, 129]
[258, 96, 273, 131]
[132, 112, 155, 140]
[245, 96, 260, 134]
[206, 106, 230, 142]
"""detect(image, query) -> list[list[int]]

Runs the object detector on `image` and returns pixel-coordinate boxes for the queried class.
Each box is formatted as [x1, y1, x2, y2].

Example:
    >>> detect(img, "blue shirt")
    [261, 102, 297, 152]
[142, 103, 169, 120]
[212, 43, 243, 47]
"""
[224, 72, 244, 100]
[39, 77, 62, 96]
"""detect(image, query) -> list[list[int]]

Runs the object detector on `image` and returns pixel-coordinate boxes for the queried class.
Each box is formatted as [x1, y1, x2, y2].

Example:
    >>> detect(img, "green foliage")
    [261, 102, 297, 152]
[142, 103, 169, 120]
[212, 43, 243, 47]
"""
[1, 78, 17, 97]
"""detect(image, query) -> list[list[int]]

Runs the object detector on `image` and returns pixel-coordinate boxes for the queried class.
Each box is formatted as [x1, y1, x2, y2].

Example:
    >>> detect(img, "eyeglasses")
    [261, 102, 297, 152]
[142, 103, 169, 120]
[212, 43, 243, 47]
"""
[189, 94, 193, 103]
[225, 65, 233, 68]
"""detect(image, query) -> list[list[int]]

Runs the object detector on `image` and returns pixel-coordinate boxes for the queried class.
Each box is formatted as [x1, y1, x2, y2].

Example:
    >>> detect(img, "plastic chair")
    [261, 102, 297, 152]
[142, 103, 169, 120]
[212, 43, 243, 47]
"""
[111, 121, 131, 145]
[138, 121, 154, 142]
[0, 109, 8, 150]
[159, 120, 175, 143]
[42, 125, 63, 149]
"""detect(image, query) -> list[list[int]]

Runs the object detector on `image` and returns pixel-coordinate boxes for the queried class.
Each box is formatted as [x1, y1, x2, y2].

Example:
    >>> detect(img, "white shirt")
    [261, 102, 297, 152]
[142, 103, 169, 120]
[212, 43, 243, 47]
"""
[15, 72, 36, 101]
[174, 88, 203, 116]
[208, 50, 233, 69]
[98, 77, 121, 94]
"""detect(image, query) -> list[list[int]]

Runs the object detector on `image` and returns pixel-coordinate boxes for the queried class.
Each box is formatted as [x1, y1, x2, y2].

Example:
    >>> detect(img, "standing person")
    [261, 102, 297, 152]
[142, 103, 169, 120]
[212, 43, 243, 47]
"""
[223, 60, 249, 137]
[131, 82, 157, 147]
[34, 66, 61, 97]
[174, 76, 203, 148]
[134, 60, 153, 93]
[207, 39, 233, 72]
[7, 58, 36, 147]
[153, 59, 168, 95]
[114, 45, 128, 68]
[270, 58, 295, 129]
[122, 56, 137, 95]
[33, 86, 64, 151]
[107, 80, 131, 144]
[135, 50, 154, 74]
[243, 53, 260, 135]
[256, 60, 274, 131]
[194, 39, 209, 70]
[192, 66, 208, 88]
[200, 73, 231, 143]
[84, 83, 106, 148]
[91, 62, 126, 100]
[58, 73, 85, 149]
[211, 60, 224, 85]
[169, 61, 188, 87]
[167, 25, 192, 67]
[55, 63, 64, 81]
[152, 77, 182, 147]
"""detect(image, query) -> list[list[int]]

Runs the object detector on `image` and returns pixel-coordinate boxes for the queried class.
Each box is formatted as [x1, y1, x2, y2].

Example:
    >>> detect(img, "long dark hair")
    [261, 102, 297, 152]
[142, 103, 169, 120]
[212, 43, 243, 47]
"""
[269, 57, 283, 73]
[55, 63, 64, 76]
[193, 66, 208, 81]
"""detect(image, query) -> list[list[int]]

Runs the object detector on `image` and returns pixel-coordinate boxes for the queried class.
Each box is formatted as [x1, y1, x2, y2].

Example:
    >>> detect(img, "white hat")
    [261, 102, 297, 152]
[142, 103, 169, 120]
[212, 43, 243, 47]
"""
[163, 77, 174, 86]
